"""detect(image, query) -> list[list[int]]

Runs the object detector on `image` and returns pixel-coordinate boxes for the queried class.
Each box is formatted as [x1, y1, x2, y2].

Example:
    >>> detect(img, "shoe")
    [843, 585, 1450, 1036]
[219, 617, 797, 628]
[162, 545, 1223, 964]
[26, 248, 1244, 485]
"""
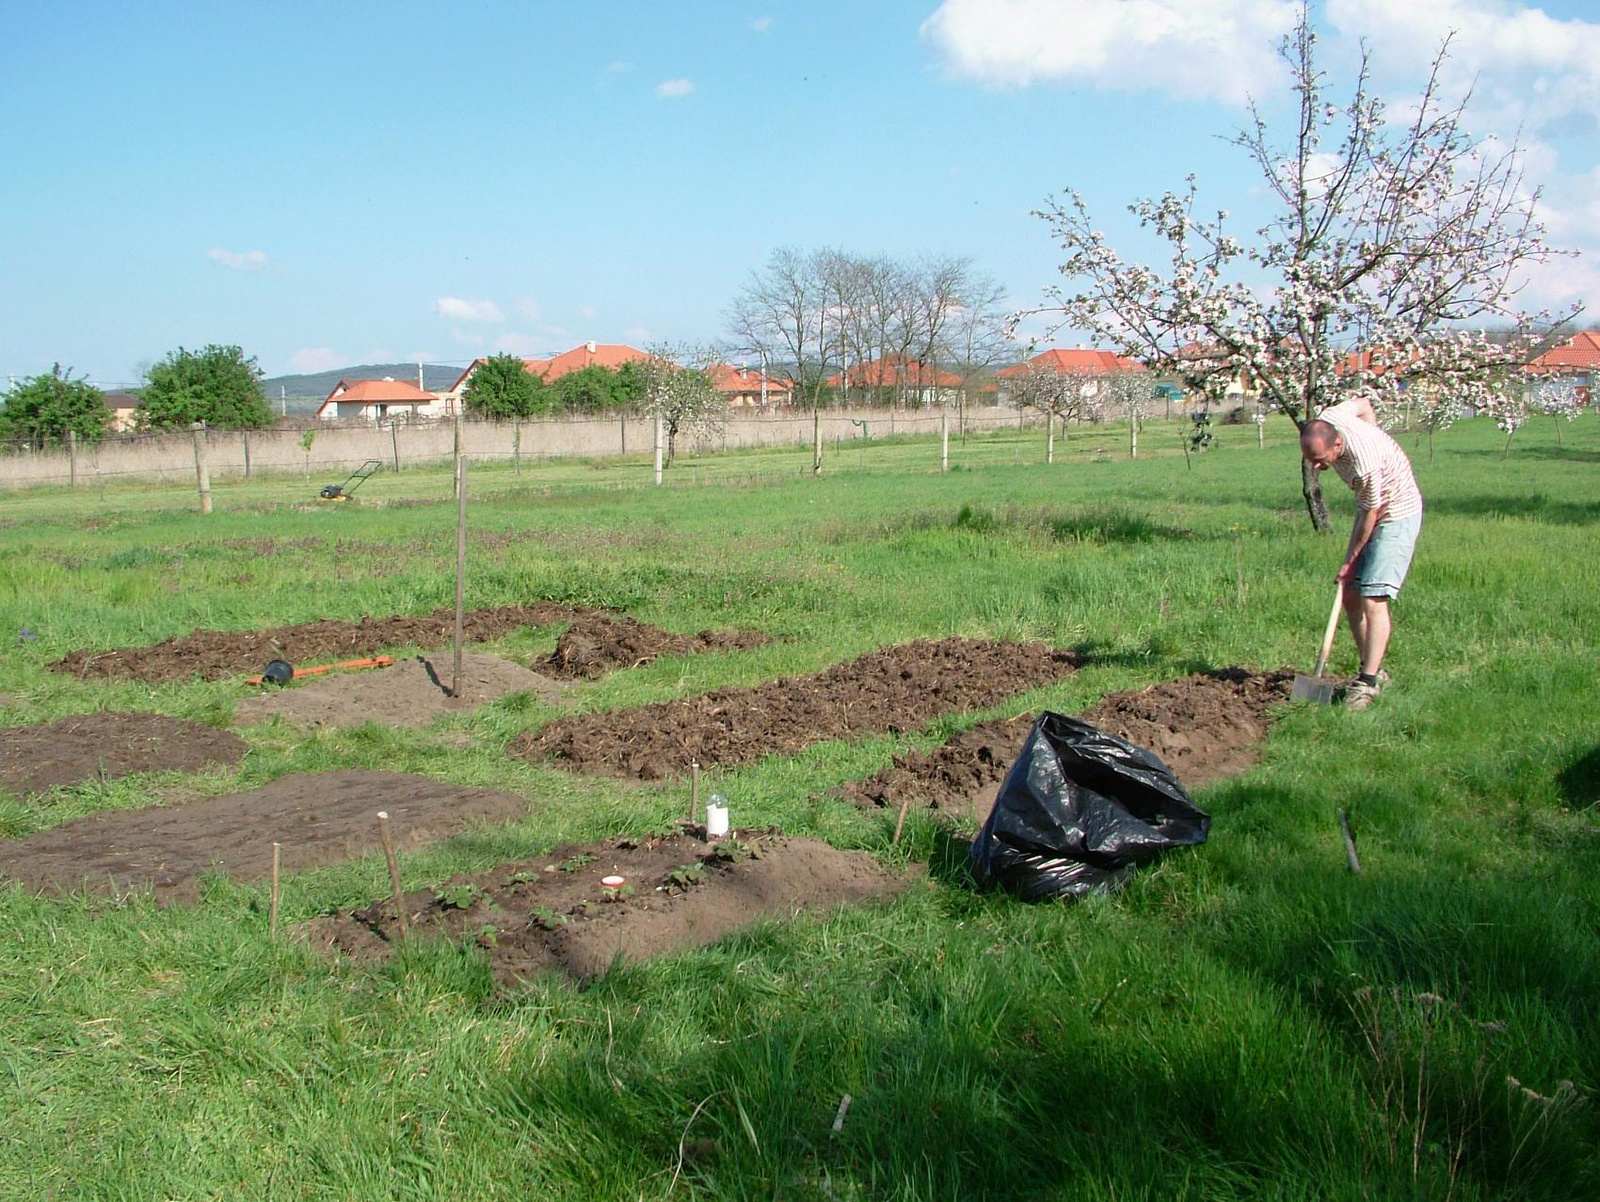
[1343, 679, 1381, 710]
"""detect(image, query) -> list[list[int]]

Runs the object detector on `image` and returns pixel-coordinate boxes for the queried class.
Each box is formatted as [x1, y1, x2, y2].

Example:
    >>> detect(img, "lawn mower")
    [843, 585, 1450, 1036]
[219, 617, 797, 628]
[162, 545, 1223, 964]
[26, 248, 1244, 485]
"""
[318, 459, 384, 502]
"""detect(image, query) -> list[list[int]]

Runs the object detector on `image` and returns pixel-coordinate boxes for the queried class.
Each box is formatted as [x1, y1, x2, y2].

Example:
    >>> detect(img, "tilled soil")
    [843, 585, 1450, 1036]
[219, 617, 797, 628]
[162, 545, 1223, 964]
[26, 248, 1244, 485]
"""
[541, 611, 773, 679]
[514, 637, 1080, 781]
[52, 603, 595, 684]
[0, 712, 248, 797]
[304, 829, 921, 985]
[843, 667, 1295, 824]
[235, 653, 570, 730]
[0, 770, 533, 903]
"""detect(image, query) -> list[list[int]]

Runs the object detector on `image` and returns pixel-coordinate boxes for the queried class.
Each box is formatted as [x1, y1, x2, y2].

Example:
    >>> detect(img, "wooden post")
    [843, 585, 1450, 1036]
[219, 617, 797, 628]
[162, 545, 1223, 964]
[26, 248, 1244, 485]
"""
[192, 423, 212, 514]
[511, 419, 520, 475]
[689, 760, 700, 826]
[242, 428, 252, 479]
[67, 428, 78, 488]
[620, 412, 627, 455]
[654, 414, 664, 485]
[269, 842, 281, 937]
[1046, 414, 1055, 464]
[452, 404, 462, 498]
[940, 408, 949, 472]
[390, 421, 401, 473]
[453, 423, 467, 699]
[377, 812, 408, 933]
[812, 408, 822, 476]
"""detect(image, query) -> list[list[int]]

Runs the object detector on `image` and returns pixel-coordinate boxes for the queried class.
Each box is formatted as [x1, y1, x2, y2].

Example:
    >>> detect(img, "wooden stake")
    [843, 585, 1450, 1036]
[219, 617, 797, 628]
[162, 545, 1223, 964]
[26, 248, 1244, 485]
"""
[377, 811, 408, 933]
[452, 408, 467, 699]
[269, 842, 282, 938]
[892, 795, 913, 845]
[689, 761, 700, 825]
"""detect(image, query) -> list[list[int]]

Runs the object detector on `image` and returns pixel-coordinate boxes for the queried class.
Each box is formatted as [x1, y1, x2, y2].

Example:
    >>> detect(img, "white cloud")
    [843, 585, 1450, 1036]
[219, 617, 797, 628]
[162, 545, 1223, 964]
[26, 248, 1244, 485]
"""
[435, 296, 504, 322]
[750, 16, 772, 32]
[1328, 0, 1600, 134]
[577, 305, 598, 320]
[921, 0, 1299, 106]
[656, 78, 695, 98]
[289, 347, 343, 373]
[600, 60, 632, 85]
[517, 297, 543, 322]
[495, 333, 544, 353]
[207, 247, 268, 271]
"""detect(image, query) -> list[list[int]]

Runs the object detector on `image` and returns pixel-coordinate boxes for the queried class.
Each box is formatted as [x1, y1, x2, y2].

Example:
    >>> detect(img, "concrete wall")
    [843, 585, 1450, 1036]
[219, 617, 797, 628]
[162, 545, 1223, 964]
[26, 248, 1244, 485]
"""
[0, 403, 1172, 490]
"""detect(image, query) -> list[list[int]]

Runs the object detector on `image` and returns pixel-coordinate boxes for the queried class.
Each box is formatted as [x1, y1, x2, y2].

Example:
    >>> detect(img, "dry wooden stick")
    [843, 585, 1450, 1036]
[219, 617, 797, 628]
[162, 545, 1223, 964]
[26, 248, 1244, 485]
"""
[376, 811, 408, 933]
[689, 761, 700, 826]
[269, 842, 282, 938]
[892, 795, 913, 845]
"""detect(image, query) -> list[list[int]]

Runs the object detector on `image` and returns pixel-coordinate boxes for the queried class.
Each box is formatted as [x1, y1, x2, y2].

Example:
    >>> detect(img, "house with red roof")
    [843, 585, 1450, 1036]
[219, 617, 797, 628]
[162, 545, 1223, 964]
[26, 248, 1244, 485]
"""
[825, 354, 961, 405]
[1525, 330, 1599, 401]
[446, 341, 651, 400]
[991, 348, 1149, 406]
[708, 363, 792, 407]
[316, 377, 440, 422]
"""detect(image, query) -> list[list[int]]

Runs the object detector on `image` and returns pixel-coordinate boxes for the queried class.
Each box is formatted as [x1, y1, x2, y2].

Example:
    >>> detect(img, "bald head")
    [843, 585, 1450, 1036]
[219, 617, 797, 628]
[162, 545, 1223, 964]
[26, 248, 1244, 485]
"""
[1301, 419, 1343, 469]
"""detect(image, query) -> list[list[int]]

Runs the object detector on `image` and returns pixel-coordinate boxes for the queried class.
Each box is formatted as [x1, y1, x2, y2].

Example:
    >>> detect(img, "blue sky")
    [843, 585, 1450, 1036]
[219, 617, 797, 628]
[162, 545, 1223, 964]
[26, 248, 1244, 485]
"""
[4, 0, 1597, 386]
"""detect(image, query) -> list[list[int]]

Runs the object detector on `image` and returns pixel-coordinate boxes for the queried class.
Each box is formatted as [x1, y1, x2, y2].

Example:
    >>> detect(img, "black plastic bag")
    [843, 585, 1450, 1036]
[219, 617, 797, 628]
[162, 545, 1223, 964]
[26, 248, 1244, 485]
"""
[969, 712, 1209, 901]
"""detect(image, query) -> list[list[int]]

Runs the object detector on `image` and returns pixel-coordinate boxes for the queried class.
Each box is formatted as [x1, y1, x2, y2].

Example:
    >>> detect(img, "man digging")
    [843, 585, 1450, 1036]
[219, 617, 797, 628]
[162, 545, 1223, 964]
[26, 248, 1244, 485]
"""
[1299, 393, 1424, 710]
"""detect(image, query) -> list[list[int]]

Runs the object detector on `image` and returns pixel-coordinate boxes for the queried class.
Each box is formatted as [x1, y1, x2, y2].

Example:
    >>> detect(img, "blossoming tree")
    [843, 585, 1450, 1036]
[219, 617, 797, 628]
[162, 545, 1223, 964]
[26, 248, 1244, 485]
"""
[1026, 4, 1565, 531]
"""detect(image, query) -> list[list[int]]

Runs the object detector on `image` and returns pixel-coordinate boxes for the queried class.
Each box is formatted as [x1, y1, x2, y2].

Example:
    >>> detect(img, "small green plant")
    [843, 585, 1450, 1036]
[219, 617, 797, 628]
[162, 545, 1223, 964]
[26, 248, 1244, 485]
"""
[530, 906, 567, 931]
[600, 883, 634, 904]
[433, 882, 484, 910]
[664, 861, 708, 892]
[474, 924, 499, 948]
[713, 839, 760, 864]
[559, 852, 597, 873]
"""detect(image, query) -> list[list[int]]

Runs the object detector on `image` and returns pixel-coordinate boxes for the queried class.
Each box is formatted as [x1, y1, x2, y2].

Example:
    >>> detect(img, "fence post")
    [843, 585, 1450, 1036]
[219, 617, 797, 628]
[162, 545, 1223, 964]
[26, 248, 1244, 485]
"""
[654, 413, 664, 485]
[191, 423, 212, 514]
[812, 408, 822, 476]
[390, 420, 401, 473]
[67, 429, 77, 488]
[940, 408, 949, 472]
[242, 428, 252, 479]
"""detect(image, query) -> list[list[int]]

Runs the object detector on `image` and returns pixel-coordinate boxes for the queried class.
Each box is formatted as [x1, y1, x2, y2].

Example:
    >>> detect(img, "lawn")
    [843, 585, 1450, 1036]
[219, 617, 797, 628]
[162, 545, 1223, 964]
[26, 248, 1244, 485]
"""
[1, 412, 1596, 1200]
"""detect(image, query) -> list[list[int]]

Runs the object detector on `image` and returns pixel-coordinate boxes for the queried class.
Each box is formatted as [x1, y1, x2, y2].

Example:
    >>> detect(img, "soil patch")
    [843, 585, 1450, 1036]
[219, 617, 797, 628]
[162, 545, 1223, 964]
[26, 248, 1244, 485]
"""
[304, 829, 921, 985]
[0, 712, 248, 797]
[0, 770, 531, 903]
[52, 603, 596, 685]
[843, 668, 1295, 824]
[514, 637, 1079, 781]
[235, 653, 570, 730]
[541, 611, 773, 679]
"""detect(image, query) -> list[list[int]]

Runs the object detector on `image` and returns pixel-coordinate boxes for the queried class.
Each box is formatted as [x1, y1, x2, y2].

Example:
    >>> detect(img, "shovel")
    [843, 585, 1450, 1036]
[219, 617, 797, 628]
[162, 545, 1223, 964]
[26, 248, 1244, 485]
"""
[1292, 587, 1345, 704]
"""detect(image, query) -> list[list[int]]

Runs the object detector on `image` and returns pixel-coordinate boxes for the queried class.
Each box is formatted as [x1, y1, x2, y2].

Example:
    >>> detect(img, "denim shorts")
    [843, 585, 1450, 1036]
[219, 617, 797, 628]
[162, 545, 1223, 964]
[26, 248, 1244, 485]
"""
[1354, 512, 1422, 598]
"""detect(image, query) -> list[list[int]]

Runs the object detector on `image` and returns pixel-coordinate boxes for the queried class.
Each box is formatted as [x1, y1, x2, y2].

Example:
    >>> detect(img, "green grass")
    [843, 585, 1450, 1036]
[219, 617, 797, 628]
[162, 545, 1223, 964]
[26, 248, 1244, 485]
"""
[1, 412, 1598, 1199]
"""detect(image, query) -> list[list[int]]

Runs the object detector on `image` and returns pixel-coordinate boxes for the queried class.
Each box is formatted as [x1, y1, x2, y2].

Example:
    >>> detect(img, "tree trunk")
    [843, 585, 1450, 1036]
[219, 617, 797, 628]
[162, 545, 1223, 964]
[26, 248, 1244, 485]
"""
[1301, 458, 1332, 533]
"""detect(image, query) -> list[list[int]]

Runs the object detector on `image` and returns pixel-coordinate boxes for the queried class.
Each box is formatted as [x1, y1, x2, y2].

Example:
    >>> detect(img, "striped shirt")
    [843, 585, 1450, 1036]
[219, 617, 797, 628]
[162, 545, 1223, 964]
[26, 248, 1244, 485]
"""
[1321, 401, 1423, 521]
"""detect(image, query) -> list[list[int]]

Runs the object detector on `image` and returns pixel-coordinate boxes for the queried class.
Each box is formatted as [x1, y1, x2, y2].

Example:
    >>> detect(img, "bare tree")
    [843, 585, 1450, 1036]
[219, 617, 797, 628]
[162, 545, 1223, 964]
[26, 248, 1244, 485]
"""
[1027, 2, 1570, 530]
[726, 248, 830, 409]
[943, 272, 1010, 413]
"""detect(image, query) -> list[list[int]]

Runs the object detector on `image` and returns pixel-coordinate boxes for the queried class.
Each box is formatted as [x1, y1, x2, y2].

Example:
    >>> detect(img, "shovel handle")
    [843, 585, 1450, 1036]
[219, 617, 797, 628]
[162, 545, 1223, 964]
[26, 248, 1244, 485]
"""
[1313, 586, 1344, 678]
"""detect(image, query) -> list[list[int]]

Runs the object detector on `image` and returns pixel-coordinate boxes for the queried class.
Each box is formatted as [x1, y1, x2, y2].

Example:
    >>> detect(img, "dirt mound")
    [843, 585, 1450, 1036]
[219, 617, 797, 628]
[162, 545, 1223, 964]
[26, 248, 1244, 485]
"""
[305, 829, 921, 985]
[235, 653, 570, 730]
[514, 637, 1079, 781]
[52, 603, 595, 685]
[0, 712, 247, 797]
[542, 611, 773, 679]
[0, 770, 531, 903]
[844, 668, 1295, 824]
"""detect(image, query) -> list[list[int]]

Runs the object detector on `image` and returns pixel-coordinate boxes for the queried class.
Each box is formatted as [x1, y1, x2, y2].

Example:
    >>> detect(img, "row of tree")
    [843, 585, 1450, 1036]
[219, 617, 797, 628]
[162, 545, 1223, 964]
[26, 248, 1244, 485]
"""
[0, 345, 271, 449]
[725, 249, 1010, 409]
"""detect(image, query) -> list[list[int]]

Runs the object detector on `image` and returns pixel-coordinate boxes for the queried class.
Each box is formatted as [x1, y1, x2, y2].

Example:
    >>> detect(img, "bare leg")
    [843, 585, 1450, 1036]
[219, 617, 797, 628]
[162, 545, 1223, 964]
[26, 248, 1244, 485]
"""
[1358, 597, 1391, 676]
[1342, 582, 1366, 667]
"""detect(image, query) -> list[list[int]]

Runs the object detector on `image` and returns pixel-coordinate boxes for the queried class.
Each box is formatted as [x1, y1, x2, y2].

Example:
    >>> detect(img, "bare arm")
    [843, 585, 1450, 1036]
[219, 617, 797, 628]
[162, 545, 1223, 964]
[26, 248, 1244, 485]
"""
[1336, 503, 1385, 583]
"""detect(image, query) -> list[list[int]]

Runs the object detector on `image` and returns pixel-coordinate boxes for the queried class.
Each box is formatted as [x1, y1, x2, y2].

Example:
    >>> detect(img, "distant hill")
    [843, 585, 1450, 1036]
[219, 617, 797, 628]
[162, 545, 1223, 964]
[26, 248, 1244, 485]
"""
[260, 363, 467, 414]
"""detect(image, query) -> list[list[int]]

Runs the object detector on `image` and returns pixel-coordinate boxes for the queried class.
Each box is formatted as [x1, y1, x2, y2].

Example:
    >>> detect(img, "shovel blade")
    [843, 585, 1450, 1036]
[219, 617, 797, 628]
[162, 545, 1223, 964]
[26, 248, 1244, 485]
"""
[1292, 674, 1339, 705]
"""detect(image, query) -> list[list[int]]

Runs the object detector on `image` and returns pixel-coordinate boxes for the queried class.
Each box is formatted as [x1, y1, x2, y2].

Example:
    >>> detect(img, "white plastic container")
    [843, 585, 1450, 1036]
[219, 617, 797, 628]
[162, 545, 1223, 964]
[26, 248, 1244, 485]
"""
[705, 793, 730, 837]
